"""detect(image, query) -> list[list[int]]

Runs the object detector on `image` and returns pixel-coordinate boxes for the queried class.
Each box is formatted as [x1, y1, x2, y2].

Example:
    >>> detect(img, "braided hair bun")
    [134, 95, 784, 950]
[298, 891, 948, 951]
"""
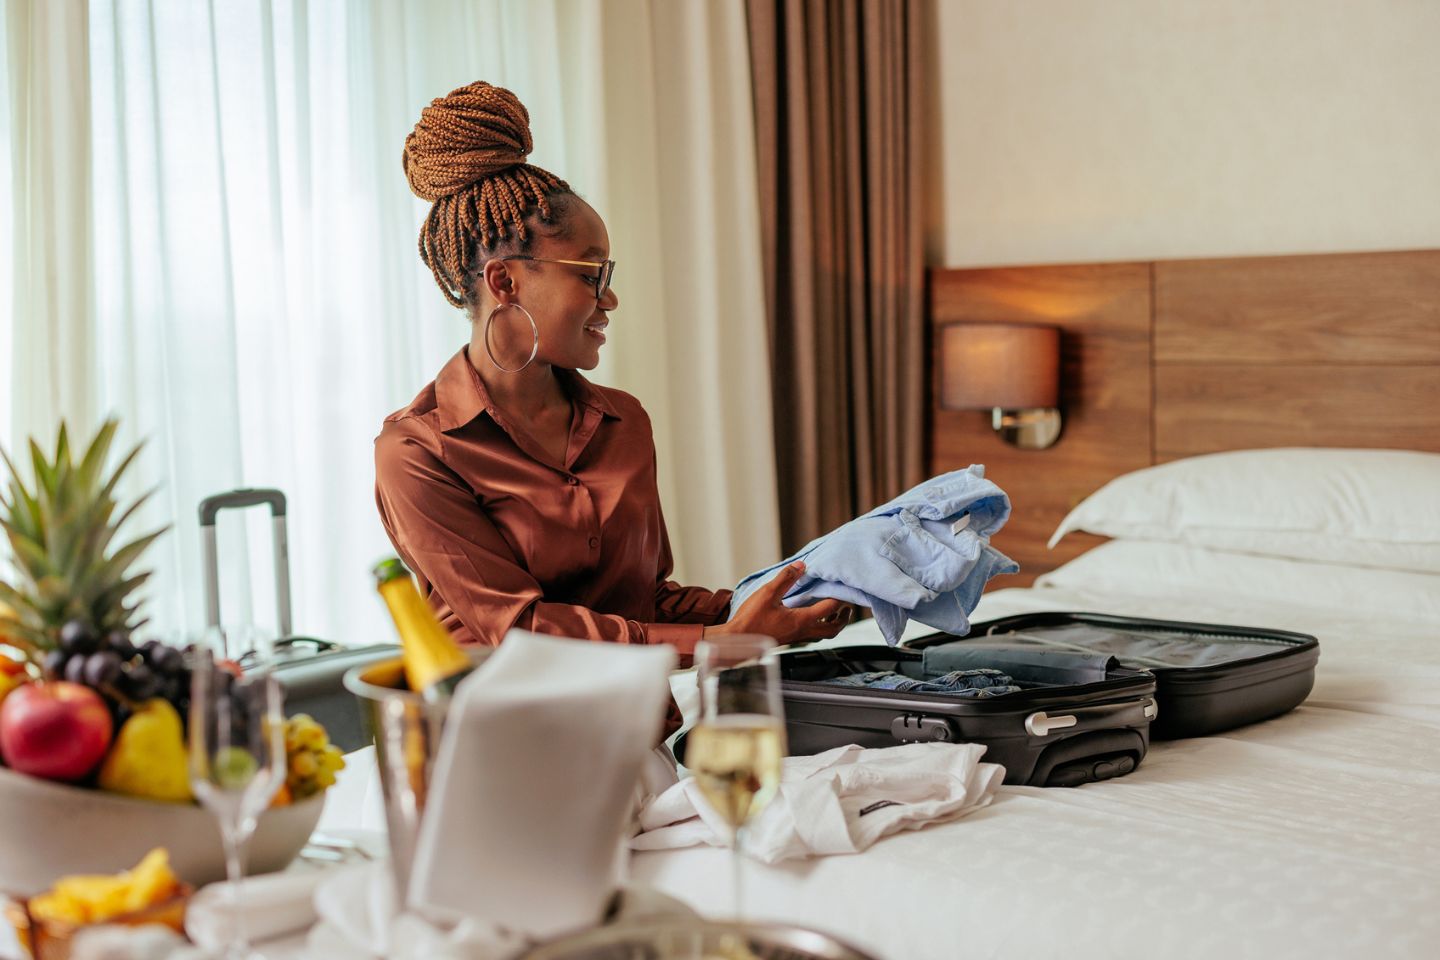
[403, 81, 572, 308]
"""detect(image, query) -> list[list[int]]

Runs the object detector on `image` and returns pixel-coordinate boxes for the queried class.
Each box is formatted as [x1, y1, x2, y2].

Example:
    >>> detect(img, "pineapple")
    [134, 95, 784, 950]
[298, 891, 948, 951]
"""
[0, 420, 168, 661]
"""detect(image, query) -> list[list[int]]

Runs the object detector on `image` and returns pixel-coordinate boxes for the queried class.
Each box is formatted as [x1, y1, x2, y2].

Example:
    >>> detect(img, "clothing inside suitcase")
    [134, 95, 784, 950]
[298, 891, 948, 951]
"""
[785, 646, 1127, 690]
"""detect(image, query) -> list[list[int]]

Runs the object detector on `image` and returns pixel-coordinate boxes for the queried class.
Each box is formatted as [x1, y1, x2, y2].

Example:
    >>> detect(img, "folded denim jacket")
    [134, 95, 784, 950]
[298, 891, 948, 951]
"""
[729, 466, 1019, 645]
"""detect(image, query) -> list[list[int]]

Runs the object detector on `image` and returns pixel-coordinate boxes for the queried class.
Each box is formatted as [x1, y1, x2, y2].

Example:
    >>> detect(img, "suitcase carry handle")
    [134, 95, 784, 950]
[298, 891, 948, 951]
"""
[1025, 698, 1158, 738]
[198, 488, 293, 638]
[198, 489, 287, 525]
[236, 636, 342, 669]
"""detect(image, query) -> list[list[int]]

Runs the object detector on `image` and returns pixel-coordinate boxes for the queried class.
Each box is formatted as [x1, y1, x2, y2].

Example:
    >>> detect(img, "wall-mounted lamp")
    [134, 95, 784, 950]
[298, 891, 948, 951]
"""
[939, 322, 1062, 450]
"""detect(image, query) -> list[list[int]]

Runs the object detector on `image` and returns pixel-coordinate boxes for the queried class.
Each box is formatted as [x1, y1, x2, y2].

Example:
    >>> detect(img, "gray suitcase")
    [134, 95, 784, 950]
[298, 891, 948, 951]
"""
[199, 488, 396, 751]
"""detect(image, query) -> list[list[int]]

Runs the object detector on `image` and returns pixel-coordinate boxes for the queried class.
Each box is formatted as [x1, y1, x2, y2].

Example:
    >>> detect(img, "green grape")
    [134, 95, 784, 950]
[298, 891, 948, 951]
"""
[289, 752, 318, 778]
[213, 746, 258, 790]
[280, 715, 346, 800]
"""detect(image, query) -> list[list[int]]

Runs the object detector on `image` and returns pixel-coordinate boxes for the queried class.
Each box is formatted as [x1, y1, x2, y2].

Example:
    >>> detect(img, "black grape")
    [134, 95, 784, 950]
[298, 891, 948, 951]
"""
[84, 651, 123, 688]
[160, 676, 184, 704]
[42, 649, 67, 680]
[105, 630, 137, 660]
[127, 663, 160, 700]
[64, 655, 88, 684]
[59, 620, 99, 656]
[152, 645, 183, 675]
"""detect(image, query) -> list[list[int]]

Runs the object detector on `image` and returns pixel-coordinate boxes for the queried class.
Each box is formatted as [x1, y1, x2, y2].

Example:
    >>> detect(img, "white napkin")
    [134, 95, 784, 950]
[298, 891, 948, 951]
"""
[183, 868, 327, 950]
[315, 745, 388, 835]
[306, 859, 700, 960]
[631, 742, 1005, 863]
[408, 630, 676, 938]
[68, 924, 203, 960]
[306, 859, 516, 960]
[308, 861, 399, 954]
[633, 745, 682, 821]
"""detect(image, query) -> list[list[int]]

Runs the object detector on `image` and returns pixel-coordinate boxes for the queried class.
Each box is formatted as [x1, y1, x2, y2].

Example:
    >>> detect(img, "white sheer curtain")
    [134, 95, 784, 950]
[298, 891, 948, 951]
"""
[3, 0, 97, 455]
[4, 0, 778, 648]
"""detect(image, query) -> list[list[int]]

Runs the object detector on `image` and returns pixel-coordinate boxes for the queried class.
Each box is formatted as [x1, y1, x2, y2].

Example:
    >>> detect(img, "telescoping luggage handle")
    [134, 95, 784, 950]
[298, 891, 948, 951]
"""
[198, 488, 292, 639]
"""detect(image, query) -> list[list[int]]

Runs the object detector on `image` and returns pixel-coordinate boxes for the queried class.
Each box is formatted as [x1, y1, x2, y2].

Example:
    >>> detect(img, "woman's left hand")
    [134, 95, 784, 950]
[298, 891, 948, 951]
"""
[708, 561, 856, 646]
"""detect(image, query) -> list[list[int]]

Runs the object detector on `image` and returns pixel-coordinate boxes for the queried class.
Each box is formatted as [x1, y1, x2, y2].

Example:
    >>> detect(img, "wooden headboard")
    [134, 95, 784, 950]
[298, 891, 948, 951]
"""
[928, 248, 1440, 585]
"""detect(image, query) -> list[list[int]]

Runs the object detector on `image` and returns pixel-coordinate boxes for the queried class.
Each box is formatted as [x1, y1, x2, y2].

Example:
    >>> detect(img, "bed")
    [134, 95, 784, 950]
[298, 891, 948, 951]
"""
[630, 449, 1440, 958]
[626, 250, 1440, 958]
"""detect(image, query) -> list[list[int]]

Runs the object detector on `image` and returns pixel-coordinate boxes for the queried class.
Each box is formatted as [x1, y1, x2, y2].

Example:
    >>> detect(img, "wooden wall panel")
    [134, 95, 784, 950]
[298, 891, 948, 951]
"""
[929, 248, 1440, 587]
[1155, 365, 1440, 459]
[1155, 250, 1440, 363]
[929, 264, 1152, 585]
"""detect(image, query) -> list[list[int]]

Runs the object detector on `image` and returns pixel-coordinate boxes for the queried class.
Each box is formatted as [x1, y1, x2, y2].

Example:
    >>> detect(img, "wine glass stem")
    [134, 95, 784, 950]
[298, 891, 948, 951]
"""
[221, 823, 252, 956]
[731, 824, 745, 921]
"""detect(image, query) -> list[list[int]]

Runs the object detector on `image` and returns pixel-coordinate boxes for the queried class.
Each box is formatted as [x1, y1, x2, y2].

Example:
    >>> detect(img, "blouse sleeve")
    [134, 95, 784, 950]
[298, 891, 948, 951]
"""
[376, 418, 709, 659]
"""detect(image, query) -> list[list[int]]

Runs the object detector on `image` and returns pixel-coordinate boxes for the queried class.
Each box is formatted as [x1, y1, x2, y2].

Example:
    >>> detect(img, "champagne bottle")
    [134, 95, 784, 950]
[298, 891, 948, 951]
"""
[373, 557, 474, 701]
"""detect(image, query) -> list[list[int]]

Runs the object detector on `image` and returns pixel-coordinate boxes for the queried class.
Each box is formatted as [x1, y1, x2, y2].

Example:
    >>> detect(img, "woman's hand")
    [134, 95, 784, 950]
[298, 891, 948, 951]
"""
[707, 561, 855, 647]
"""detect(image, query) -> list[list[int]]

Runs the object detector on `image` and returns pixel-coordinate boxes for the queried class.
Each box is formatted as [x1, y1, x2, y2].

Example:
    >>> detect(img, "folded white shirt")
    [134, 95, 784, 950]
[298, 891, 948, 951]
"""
[631, 742, 1004, 863]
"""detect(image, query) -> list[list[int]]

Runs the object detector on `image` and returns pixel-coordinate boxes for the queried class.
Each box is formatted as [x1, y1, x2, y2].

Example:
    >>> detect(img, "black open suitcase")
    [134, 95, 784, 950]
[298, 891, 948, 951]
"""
[780, 612, 1320, 788]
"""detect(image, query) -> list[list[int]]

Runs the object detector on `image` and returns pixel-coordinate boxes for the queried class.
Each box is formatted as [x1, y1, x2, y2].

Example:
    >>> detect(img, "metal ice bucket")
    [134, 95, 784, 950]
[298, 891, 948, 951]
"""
[519, 919, 883, 960]
[343, 651, 491, 900]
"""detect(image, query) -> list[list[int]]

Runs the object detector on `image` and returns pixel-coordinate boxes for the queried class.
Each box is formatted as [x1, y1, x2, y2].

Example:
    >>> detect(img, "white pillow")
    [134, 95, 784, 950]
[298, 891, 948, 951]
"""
[1048, 448, 1440, 574]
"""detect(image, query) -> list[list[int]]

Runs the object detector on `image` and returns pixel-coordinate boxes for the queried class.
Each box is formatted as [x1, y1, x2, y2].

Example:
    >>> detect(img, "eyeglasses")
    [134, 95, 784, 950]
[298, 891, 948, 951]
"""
[500, 256, 616, 302]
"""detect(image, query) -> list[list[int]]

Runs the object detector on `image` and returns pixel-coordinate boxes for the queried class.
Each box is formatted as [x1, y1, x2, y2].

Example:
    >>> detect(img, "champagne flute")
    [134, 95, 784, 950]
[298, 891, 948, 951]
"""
[686, 635, 786, 920]
[188, 627, 286, 959]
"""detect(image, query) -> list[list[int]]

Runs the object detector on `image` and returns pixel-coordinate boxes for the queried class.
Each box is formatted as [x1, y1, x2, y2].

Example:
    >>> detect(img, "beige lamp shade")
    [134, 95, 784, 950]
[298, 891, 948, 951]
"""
[939, 323, 1060, 410]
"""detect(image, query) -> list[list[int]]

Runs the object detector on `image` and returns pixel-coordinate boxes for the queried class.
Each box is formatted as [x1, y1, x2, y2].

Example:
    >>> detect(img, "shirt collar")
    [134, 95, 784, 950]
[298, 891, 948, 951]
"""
[434, 346, 622, 433]
[564, 369, 623, 421]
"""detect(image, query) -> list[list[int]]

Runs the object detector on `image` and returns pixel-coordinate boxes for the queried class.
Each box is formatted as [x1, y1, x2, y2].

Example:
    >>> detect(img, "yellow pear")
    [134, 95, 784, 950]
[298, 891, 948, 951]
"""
[98, 699, 193, 803]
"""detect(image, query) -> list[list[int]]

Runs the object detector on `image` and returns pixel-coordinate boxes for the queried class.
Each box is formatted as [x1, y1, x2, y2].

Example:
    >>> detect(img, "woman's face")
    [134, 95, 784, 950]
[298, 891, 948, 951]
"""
[485, 198, 618, 372]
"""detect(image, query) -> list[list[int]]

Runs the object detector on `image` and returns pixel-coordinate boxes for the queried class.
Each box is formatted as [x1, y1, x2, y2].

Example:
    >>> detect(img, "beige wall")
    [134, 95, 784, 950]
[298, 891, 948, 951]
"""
[925, 0, 1440, 268]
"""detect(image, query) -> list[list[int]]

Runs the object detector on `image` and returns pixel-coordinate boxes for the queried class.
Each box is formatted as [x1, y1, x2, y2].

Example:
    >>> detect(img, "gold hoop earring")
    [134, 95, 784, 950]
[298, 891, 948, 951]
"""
[483, 302, 539, 373]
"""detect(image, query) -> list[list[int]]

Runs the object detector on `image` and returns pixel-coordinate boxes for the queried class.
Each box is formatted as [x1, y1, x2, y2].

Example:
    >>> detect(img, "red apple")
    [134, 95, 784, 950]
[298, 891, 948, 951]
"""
[0, 681, 114, 782]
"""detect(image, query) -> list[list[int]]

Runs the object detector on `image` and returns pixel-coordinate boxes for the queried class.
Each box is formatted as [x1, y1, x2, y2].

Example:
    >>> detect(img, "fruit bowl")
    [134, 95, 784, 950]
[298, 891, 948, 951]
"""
[0, 764, 324, 893]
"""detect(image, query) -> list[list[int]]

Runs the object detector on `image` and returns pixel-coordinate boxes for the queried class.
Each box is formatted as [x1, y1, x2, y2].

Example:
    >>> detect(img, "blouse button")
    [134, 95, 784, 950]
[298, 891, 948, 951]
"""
[566, 475, 579, 486]
[588, 536, 599, 549]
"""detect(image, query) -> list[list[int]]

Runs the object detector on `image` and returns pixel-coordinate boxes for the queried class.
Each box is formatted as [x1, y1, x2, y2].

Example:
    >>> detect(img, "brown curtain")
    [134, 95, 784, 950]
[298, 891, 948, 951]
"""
[746, 0, 926, 553]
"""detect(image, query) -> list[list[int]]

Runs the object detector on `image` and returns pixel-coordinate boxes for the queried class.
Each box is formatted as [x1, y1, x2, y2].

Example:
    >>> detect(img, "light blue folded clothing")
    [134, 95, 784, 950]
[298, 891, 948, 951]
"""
[729, 466, 1019, 645]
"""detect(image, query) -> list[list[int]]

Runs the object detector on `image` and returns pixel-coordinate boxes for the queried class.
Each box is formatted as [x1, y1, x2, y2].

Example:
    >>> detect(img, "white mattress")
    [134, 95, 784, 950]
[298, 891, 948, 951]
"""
[630, 541, 1440, 960]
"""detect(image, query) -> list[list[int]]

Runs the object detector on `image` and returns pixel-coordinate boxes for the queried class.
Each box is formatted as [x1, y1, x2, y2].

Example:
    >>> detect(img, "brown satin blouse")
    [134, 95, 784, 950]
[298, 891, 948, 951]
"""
[374, 347, 732, 665]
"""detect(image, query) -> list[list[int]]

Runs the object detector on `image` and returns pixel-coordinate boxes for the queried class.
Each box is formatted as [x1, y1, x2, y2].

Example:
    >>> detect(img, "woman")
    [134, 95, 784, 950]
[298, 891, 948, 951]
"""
[374, 82, 851, 733]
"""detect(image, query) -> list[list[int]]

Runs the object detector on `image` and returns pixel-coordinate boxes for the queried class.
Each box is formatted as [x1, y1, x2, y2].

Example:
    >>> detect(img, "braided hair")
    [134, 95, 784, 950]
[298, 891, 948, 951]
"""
[403, 81, 576, 310]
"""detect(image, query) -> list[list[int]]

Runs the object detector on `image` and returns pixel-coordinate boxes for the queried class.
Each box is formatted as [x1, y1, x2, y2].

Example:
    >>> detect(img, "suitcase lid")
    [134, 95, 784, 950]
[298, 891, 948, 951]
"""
[901, 611, 1320, 738]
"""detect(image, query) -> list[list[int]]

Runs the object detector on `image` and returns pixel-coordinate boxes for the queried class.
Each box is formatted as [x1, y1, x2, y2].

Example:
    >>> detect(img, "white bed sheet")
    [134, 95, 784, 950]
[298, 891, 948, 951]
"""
[631, 542, 1440, 960]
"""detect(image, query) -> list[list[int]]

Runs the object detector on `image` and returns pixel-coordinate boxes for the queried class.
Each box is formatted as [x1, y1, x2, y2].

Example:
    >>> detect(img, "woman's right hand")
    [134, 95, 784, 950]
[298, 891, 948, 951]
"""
[707, 561, 854, 647]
